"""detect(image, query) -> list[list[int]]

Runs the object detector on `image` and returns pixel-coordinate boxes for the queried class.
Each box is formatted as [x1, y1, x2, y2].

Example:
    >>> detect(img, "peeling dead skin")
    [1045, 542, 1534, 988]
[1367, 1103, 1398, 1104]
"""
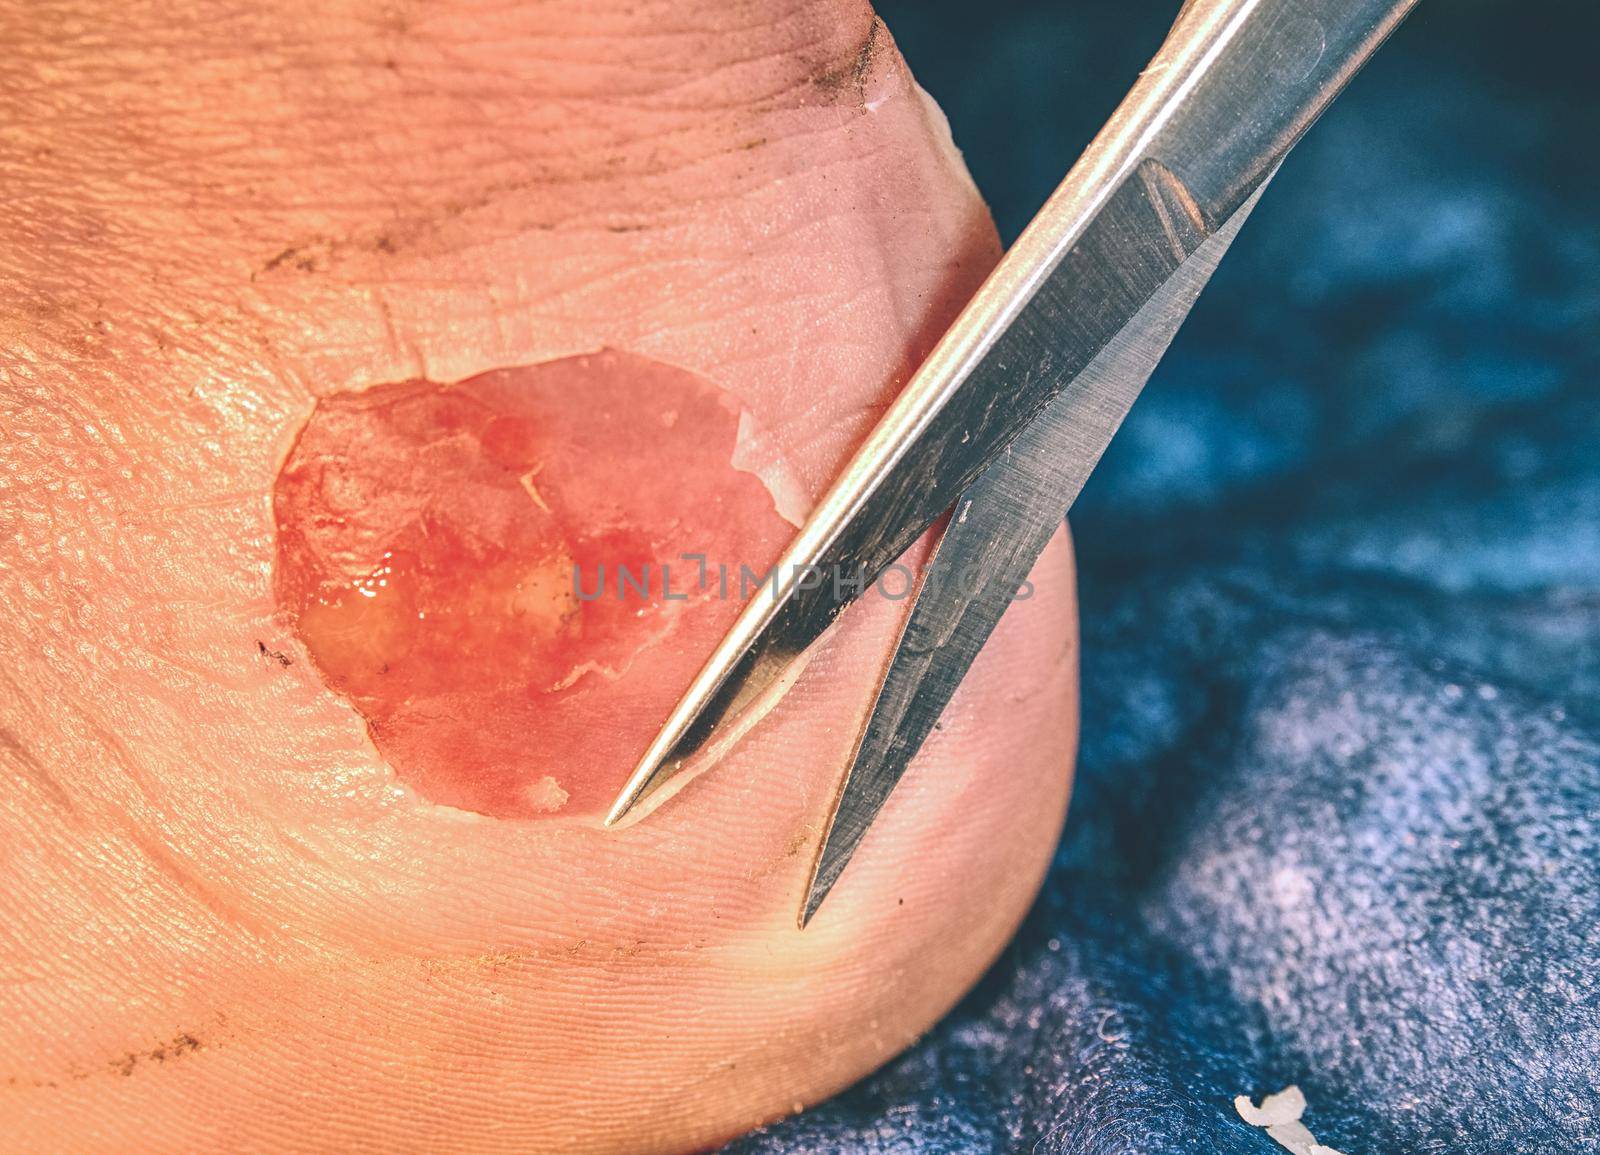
[273, 349, 794, 818]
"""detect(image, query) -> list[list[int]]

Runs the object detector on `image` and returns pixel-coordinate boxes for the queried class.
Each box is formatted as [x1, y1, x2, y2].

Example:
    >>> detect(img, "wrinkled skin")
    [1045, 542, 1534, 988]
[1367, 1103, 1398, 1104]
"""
[0, 2, 1079, 1151]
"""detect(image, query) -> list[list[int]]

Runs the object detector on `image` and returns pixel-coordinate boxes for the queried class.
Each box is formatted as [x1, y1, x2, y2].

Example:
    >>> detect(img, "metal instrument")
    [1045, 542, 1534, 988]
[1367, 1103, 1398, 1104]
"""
[606, 0, 1420, 926]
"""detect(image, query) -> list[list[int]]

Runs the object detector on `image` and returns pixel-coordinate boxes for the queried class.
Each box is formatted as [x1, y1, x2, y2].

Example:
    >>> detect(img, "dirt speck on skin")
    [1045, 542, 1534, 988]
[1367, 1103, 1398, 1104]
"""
[257, 227, 403, 278]
[813, 17, 883, 105]
[3, 293, 118, 362]
[261, 244, 322, 275]
[256, 640, 293, 667]
[112, 1032, 204, 1078]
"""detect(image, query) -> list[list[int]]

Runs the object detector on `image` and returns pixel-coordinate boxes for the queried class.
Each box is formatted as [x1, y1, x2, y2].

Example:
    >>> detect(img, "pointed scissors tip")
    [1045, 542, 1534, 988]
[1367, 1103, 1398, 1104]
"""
[602, 763, 658, 828]
[796, 897, 822, 931]
[797, 865, 834, 930]
[795, 825, 858, 929]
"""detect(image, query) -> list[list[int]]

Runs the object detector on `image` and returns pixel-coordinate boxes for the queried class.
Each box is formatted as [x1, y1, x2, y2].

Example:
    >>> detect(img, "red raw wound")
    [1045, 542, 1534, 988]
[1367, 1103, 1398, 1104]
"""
[273, 349, 796, 819]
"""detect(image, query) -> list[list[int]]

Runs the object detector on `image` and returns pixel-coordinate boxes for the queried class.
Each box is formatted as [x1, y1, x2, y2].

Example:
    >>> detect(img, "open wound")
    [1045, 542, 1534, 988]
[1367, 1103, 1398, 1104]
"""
[273, 349, 793, 819]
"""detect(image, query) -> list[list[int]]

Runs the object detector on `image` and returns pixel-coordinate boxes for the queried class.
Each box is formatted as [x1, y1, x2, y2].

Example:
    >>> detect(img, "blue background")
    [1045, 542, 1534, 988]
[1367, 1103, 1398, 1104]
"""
[730, 2, 1600, 1151]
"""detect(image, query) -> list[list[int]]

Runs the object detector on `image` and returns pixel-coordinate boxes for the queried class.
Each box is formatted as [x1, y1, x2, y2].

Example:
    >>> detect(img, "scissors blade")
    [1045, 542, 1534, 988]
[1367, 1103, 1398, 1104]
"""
[606, 0, 1416, 829]
[799, 176, 1273, 926]
[605, 154, 1245, 826]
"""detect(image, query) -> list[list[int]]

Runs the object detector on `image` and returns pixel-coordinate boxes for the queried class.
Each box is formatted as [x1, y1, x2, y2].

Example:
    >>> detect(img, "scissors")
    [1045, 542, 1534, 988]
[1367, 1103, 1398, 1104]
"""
[606, 0, 1420, 926]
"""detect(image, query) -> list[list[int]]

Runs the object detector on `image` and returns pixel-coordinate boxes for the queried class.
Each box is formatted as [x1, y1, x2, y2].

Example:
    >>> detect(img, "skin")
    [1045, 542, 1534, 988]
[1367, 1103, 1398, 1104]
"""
[0, 1, 1080, 1151]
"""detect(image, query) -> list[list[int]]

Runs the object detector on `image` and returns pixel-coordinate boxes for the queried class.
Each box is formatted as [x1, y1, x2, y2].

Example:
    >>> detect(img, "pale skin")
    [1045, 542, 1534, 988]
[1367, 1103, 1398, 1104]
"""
[1, 2, 1080, 1151]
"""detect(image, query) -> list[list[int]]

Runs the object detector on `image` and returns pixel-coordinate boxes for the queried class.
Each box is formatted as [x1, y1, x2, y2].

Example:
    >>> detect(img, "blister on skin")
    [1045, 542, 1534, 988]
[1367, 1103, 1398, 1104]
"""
[273, 349, 795, 819]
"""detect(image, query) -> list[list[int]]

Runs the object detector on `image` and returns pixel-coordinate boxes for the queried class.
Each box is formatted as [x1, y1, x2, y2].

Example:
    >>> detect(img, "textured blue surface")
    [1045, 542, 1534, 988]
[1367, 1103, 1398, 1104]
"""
[728, 1, 1600, 1151]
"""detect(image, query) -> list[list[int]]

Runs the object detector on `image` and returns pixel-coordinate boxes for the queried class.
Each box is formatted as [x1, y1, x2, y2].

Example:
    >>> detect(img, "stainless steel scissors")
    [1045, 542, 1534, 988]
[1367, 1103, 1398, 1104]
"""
[606, 0, 1420, 926]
